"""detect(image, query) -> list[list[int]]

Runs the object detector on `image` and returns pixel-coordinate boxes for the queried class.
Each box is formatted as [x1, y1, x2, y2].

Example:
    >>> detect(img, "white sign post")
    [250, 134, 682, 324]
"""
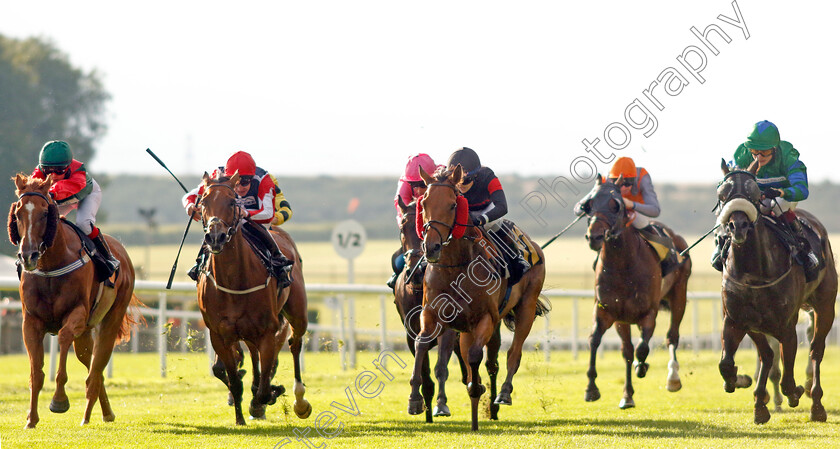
[331, 220, 366, 369]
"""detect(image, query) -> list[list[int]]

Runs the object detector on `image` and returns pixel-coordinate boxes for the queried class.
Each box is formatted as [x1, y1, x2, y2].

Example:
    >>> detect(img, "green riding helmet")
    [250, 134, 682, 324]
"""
[38, 140, 73, 170]
[744, 120, 780, 151]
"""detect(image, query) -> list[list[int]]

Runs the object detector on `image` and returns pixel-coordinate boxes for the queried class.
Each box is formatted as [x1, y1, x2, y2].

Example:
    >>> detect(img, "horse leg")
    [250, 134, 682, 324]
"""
[803, 309, 815, 398]
[282, 292, 311, 420]
[748, 332, 774, 424]
[719, 316, 750, 392]
[464, 315, 495, 432]
[585, 314, 613, 402]
[72, 330, 114, 422]
[209, 331, 246, 425]
[761, 337, 783, 412]
[420, 349, 435, 423]
[778, 329, 805, 408]
[485, 324, 501, 420]
[616, 322, 635, 409]
[664, 285, 687, 392]
[408, 322, 436, 416]
[496, 297, 537, 408]
[245, 342, 263, 419]
[808, 306, 833, 422]
[81, 310, 127, 426]
[52, 306, 87, 416]
[433, 329, 457, 417]
[22, 316, 46, 429]
[633, 311, 656, 379]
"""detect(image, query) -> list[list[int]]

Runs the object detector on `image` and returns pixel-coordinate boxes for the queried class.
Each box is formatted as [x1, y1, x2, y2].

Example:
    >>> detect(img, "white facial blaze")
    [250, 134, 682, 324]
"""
[24, 202, 35, 244]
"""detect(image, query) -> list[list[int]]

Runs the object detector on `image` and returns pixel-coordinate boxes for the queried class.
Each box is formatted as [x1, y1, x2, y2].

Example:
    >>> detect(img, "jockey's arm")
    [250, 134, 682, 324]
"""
[46, 166, 88, 202]
[182, 185, 203, 220]
[472, 179, 508, 225]
[247, 176, 276, 224]
[632, 173, 661, 218]
[274, 188, 293, 225]
[782, 160, 809, 201]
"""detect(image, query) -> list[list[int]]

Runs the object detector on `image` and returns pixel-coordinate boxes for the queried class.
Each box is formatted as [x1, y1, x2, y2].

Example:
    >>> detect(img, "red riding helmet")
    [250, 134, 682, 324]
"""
[224, 151, 256, 177]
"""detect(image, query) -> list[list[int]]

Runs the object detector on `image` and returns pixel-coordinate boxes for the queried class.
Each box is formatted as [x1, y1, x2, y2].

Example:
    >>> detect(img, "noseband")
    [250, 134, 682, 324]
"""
[200, 183, 243, 245]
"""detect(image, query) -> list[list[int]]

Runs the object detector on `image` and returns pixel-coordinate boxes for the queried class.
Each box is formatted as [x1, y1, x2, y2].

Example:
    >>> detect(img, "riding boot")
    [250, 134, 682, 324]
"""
[490, 228, 530, 284]
[710, 233, 729, 272]
[90, 232, 120, 283]
[257, 225, 294, 289]
[787, 216, 820, 282]
[188, 246, 208, 282]
[387, 249, 405, 291]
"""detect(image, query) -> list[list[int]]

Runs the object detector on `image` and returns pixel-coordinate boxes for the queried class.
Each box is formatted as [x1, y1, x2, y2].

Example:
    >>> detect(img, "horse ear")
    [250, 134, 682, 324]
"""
[397, 195, 408, 214]
[202, 171, 212, 185]
[451, 164, 463, 185]
[7, 203, 20, 246]
[615, 174, 624, 186]
[596, 173, 604, 185]
[746, 159, 760, 175]
[720, 158, 730, 175]
[418, 165, 434, 186]
[13, 173, 27, 195]
[230, 171, 240, 186]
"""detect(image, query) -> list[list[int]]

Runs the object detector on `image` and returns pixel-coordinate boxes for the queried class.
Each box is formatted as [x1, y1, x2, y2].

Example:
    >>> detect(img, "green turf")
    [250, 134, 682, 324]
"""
[1, 348, 838, 448]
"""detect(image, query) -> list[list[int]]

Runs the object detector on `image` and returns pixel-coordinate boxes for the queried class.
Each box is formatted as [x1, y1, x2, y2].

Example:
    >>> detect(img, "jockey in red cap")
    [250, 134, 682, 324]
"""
[182, 151, 294, 287]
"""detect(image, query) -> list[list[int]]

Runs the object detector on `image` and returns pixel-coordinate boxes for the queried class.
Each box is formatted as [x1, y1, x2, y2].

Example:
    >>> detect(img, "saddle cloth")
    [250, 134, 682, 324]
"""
[473, 219, 543, 286]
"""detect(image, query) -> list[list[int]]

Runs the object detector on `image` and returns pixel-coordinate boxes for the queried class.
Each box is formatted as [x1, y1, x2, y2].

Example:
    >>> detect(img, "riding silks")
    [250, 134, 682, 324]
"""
[637, 224, 683, 276]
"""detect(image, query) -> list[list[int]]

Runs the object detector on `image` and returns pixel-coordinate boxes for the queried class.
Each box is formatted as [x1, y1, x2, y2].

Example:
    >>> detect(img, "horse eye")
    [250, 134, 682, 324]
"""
[450, 203, 457, 210]
[582, 199, 592, 215]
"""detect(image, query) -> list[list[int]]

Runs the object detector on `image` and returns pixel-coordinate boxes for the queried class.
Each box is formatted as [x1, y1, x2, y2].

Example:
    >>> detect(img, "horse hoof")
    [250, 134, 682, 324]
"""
[811, 404, 827, 422]
[103, 413, 115, 423]
[268, 384, 286, 406]
[788, 386, 805, 408]
[227, 392, 235, 407]
[249, 403, 266, 419]
[49, 398, 70, 414]
[408, 398, 425, 415]
[467, 382, 486, 398]
[619, 398, 635, 409]
[494, 392, 512, 406]
[585, 388, 601, 402]
[635, 362, 649, 378]
[666, 379, 682, 392]
[294, 400, 312, 419]
[735, 375, 752, 389]
[754, 405, 771, 424]
[433, 404, 451, 417]
[236, 418, 247, 426]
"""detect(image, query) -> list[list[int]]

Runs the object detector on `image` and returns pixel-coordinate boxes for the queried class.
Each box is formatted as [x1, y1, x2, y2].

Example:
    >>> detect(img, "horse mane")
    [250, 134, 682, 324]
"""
[433, 166, 455, 183]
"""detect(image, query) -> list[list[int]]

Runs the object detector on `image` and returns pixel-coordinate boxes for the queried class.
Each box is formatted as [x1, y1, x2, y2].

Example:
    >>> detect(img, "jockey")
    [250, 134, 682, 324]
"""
[711, 120, 819, 280]
[574, 157, 678, 273]
[387, 153, 441, 290]
[182, 151, 294, 288]
[31, 140, 120, 281]
[447, 147, 530, 280]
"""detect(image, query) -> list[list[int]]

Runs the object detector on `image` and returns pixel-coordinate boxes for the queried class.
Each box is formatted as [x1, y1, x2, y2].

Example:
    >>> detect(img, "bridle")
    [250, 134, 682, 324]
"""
[16, 191, 55, 257]
[420, 182, 473, 251]
[199, 183, 244, 246]
[584, 183, 626, 239]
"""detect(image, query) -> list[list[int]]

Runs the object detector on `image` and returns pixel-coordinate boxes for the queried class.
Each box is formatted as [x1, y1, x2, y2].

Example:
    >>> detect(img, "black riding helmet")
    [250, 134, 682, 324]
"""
[447, 147, 481, 182]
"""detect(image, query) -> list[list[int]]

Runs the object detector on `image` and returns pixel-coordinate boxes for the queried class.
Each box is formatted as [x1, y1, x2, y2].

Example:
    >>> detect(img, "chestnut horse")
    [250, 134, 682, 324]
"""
[8, 174, 139, 429]
[196, 172, 311, 425]
[579, 175, 691, 409]
[716, 162, 836, 424]
[394, 197, 466, 422]
[409, 165, 547, 431]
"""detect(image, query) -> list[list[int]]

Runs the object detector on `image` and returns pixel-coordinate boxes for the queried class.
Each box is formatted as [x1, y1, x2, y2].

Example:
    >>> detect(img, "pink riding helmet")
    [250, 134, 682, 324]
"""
[401, 153, 439, 182]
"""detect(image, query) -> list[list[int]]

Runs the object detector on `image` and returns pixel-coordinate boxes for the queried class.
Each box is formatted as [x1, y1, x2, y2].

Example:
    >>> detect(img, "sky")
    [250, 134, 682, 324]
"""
[4, 1, 839, 183]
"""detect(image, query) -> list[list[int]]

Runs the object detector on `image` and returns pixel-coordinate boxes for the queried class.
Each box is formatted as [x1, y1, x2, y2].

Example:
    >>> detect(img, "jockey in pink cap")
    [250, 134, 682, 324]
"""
[388, 154, 442, 290]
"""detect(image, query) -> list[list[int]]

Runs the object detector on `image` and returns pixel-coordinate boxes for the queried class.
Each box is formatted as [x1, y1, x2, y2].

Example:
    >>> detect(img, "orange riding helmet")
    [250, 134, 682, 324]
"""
[609, 157, 637, 179]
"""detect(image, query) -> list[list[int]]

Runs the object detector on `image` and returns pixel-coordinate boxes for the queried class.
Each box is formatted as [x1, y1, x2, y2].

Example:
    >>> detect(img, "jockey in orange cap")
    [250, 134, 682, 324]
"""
[574, 157, 679, 273]
[182, 151, 293, 287]
[387, 153, 442, 290]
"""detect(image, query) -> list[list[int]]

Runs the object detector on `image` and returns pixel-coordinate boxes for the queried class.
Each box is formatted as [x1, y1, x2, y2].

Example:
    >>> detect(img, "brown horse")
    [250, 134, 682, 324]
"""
[394, 197, 466, 422]
[579, 175, 691, 409]
[196, 172, 311, 425]
[408, 165, 547, 431]
[8, 174, 140, 429]
[716, 162, 836, 424]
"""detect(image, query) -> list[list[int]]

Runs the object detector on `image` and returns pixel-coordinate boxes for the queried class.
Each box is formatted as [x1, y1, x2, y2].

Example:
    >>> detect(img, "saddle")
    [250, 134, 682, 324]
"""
[239, 221, 295, 283]
[637, 222, 683, 277]
[761, 215, 825, 270]
[474, 219, 543, 286]
[61, 218, 118, 287]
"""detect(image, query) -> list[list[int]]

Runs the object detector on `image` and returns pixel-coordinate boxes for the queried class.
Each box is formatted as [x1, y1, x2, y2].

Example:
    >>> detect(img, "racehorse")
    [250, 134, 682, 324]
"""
[716, 161, 836, 424]
[196, 172, 311, 425]
[408, 165, 548, 431]
[8, 174, 140, 429]
[394, 197, 467, 422]
[579, 175, 691, 409]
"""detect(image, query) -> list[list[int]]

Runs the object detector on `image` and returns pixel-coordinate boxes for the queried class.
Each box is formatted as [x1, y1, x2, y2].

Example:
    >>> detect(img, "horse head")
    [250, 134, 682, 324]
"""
[397, 197, 424, 286]
[199, 171, 243, 254]
[717, 159, 761, 245]
[8, 174, 60, 271]
[417, 164, 469, 263]
[580, 174, 625, 251]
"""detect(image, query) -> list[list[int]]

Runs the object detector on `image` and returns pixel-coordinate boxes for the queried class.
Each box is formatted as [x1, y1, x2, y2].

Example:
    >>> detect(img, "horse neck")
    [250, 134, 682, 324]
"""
[208, 231, 252, 277]
[600, 225, 643, 272]
[437, 234, 477, 267]
[38, 222, 75, 269]
[728, 219, 786, 278]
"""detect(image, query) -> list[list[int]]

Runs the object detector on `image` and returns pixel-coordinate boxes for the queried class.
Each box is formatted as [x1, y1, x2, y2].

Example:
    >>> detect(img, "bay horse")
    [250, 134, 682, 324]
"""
[408, 165, 547, 431]
[196, 172, 311, 425]
[716, 161, 836, 424]
[579, 175, 690, 409]
[394, 197, 466, 422]
[8, 174, 140, 429]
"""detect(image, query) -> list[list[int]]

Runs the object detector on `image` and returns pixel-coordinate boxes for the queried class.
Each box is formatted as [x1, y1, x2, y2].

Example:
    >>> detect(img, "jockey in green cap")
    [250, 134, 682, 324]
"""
[32, 140, 120, 281]
[711, 120, 819, 281]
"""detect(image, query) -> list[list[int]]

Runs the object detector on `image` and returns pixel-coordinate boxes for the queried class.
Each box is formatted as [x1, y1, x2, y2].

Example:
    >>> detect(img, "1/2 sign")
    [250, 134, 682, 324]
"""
[331, 220, 367, 260]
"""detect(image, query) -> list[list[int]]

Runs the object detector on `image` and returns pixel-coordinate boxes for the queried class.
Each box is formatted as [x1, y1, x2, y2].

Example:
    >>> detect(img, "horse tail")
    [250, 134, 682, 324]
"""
[504, 294, 551, 332]
[115, 294, 147, 346]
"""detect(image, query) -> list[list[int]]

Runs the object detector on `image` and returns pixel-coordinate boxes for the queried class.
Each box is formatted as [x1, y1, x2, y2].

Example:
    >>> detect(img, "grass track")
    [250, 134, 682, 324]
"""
[1, 348, 839, 448]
